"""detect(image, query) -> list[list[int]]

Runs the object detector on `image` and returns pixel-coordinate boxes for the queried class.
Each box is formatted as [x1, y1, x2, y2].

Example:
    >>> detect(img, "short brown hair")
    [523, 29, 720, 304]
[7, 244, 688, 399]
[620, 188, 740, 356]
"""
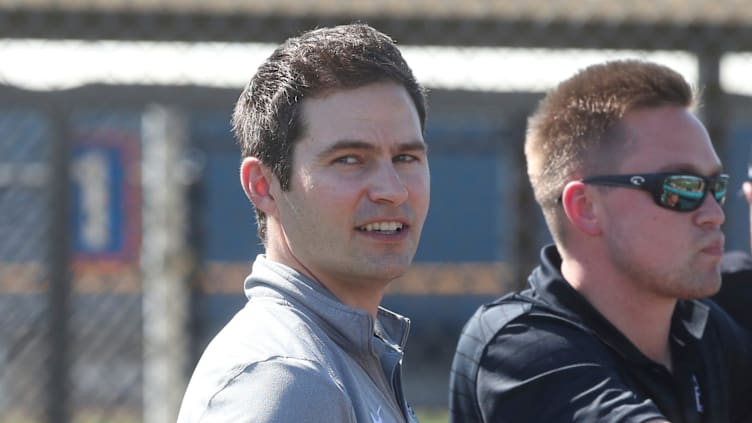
[524, 59, 694, 243]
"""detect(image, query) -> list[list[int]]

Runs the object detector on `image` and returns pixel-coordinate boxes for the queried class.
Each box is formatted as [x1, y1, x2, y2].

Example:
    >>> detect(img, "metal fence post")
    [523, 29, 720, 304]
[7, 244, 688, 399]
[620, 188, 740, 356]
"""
[509, 112, 539, 292]
[697, 50, 726, 159]
[141, 105, 192, 423]
[48, 105, 71, 423]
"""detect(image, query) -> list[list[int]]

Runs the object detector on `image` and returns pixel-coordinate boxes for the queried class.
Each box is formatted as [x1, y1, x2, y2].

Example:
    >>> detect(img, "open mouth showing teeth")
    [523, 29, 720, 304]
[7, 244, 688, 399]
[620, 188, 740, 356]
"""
[357, 222, 405, 233]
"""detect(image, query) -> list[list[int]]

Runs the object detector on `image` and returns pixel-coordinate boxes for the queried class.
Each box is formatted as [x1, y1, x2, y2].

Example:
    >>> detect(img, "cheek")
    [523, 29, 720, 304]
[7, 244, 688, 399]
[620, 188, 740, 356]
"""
[310, 183, 363, 215]
[604, 204, 652, 242]
[625, 212, 660, 234]
[625, 213, 684, 255]
[406, 170, 430, 196]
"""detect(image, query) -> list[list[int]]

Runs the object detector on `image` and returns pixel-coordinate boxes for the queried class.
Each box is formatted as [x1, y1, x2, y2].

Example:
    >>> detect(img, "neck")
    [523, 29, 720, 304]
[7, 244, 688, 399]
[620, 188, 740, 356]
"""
[560, 250, 675, 371]
[265, 235, 385, 318]
[301, 268, 386, 318]
[326, 285, 384, 319]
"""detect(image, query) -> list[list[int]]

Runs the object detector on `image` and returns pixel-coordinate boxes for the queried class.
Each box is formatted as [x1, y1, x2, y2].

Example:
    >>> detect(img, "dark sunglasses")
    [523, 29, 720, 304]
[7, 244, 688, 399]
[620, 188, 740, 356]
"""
[581, 172, 729, 212]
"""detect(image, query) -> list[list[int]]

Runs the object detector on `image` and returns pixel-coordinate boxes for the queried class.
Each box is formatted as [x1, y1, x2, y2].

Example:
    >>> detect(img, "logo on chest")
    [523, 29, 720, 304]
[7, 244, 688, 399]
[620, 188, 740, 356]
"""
[370, 405, 383, 423]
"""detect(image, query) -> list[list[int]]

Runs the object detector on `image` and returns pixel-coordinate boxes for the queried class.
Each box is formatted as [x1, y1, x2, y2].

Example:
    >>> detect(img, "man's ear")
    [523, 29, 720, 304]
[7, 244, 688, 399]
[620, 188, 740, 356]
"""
[240, 157, 278, 217]
[561, 180, 602, 236]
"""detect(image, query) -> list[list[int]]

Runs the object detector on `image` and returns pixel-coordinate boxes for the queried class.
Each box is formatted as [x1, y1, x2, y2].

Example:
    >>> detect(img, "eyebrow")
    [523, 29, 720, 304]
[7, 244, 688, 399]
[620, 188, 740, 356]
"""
[317, 139, 427, 159]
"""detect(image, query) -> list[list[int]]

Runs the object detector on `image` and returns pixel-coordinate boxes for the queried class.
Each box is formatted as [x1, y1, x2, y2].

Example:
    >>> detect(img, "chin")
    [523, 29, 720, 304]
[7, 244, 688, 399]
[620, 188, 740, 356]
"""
[381, 264, 410, 280]
[368, 253, 412, 273]
[680, 279, 722, 300]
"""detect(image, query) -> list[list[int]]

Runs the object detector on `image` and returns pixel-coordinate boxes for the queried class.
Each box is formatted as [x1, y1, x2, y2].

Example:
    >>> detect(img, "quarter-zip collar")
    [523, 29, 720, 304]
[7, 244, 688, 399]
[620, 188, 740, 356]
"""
[243, 255, 411, 358]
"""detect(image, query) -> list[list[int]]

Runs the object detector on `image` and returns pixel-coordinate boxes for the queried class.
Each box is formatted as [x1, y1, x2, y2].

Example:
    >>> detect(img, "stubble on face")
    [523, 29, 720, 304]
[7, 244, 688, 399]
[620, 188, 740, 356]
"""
[605, 235, 722, 301]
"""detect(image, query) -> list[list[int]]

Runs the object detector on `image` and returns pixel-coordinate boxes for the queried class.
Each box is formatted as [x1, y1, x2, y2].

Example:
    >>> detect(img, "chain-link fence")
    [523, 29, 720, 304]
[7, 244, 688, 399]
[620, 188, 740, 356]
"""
[0, 100, 55, 423]
[2, 2, 752, 422]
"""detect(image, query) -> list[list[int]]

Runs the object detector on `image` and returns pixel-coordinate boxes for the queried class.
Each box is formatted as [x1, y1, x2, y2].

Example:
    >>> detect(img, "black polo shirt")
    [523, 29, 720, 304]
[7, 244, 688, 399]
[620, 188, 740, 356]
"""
[449, 245, 752, 423]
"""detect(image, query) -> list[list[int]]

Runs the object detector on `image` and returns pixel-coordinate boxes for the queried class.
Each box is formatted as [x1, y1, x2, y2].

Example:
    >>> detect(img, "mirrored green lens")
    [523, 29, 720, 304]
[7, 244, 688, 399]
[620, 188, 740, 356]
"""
[664, 175, 705, 197]
[713, 177, 728, 204]
[662, 175, 705, 210]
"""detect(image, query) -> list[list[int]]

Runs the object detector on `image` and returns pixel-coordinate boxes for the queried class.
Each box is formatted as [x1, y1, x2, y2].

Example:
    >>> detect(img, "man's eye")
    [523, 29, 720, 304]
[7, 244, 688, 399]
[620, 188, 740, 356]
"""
[335, 156, 360, 165]
[395, 154, 419, 163]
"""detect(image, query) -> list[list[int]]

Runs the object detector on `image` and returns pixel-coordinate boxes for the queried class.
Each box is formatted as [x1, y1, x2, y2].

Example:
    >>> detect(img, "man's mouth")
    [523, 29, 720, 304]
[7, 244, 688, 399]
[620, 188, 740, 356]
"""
[357, 221, 405, 234]
[700, 235, 725, 256]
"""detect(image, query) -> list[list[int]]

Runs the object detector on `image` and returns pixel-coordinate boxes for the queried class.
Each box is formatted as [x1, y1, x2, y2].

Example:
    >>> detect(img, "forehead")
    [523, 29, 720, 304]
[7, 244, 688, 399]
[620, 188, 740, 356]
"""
[296, 81, 424, 152]
[617, 105, 721, 174]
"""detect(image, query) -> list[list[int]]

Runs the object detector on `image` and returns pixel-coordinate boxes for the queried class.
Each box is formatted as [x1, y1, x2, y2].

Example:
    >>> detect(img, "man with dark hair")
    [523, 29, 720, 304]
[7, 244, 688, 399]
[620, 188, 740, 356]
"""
[177, 24, 428, 422]
[449, 60, 752, 422]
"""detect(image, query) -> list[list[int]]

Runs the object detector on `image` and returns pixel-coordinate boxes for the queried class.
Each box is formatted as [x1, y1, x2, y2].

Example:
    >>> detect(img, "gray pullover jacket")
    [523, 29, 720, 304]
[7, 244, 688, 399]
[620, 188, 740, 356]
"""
[177, 255, 419, 423]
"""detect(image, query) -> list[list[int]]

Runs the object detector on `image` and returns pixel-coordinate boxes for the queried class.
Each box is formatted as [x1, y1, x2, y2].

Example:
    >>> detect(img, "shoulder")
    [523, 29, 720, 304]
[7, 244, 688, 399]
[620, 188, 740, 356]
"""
[209, 297, 334, 363]
[178, 357, 354, 423]
[473, 299, 615, 380]
[450, 294, 536, 399]
[452, 293, 594, 376]
[450, 294, 662, 423]
[178, 299, 349, 421]
[193, 296, 343, 376]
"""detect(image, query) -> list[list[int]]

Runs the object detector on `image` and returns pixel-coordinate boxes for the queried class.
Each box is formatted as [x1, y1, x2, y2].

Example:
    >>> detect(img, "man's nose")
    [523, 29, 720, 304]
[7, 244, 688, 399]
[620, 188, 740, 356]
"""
[368, 162, 408, 205]
[695, 190, 726, 228]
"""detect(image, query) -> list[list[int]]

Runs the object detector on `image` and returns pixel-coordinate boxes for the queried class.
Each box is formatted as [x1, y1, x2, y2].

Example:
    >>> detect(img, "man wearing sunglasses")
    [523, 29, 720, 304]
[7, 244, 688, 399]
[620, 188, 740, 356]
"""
[450, 60, 752, 423]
